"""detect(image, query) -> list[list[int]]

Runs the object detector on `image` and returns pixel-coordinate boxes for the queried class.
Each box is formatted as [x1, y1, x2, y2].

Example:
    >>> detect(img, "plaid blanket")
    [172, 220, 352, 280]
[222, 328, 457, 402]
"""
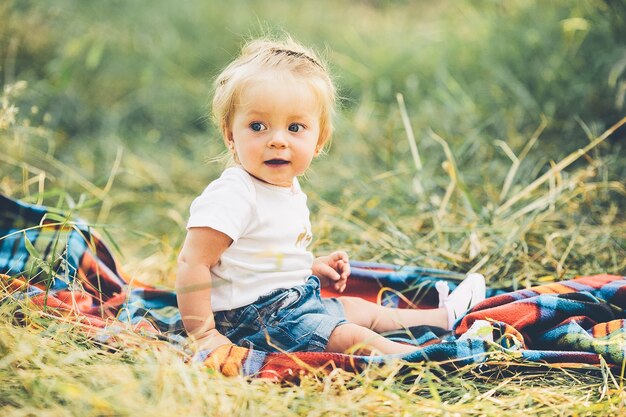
[1, 194, 625, 380]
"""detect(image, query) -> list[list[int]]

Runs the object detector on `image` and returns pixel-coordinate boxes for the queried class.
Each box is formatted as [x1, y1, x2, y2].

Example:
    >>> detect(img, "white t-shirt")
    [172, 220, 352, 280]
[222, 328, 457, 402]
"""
[186, 166, 314, 311]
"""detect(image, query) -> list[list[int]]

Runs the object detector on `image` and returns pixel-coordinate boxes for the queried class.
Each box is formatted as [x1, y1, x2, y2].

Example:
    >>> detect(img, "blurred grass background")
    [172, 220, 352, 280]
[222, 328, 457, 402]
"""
[1, 0, 626, 415]
[2, 0, 624, 284]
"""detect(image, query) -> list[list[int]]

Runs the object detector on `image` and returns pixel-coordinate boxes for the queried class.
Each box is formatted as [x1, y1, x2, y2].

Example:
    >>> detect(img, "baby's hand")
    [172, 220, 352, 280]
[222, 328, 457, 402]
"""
[313, 251, 350, 293]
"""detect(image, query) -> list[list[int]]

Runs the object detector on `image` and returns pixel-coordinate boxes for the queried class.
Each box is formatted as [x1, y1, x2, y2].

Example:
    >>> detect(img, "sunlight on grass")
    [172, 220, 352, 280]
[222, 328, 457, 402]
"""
[1, 0, 626, 415]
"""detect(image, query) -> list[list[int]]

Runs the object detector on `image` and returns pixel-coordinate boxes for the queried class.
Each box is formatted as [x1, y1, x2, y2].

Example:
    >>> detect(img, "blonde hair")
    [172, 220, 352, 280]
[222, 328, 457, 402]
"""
[212, 37, 336, 150]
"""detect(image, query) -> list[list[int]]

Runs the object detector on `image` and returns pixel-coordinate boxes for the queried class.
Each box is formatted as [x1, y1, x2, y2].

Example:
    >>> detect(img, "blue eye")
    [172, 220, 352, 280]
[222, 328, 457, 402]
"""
[250, 122, 266, 132]
[288, 123, 304, 133]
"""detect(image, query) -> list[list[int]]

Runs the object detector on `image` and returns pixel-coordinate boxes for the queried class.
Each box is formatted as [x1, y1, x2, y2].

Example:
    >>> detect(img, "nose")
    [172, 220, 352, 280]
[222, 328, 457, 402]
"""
[267, 130, 288, 149]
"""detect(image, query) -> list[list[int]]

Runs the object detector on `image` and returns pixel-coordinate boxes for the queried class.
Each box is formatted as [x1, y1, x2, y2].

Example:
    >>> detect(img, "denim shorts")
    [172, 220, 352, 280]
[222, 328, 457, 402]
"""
[213, 276, 347, 352]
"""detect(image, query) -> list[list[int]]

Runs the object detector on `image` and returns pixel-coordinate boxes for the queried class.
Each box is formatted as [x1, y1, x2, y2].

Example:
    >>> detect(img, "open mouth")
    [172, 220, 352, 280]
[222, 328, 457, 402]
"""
[264, 159, 290, 165]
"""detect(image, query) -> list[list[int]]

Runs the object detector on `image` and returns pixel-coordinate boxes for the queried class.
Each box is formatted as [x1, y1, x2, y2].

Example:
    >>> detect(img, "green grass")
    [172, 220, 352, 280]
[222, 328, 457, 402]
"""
[2, 0, 626, 415]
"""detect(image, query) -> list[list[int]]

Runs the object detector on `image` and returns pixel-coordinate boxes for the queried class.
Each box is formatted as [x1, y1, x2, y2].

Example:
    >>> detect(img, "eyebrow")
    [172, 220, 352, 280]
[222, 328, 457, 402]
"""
[242, 110, 313, 120]
[243, 110, 271, 117]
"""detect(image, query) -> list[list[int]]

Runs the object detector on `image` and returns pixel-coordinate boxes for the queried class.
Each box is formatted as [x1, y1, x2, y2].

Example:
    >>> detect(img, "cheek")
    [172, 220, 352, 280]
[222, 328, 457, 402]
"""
[235, 139, 261, 155]
[296, 143, 318, 163]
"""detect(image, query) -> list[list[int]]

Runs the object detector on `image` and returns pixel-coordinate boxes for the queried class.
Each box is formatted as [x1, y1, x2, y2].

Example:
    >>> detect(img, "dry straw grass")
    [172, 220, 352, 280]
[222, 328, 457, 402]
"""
[2, 0, 626, 411]
[2, 301, 626, 416]
[2, 80, 626, 416]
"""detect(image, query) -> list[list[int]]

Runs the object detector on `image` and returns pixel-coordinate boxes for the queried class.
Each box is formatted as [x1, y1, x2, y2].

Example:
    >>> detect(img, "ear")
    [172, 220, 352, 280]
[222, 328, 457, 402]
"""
[222, 125, 234, 148]
[314, 137, 326, 156]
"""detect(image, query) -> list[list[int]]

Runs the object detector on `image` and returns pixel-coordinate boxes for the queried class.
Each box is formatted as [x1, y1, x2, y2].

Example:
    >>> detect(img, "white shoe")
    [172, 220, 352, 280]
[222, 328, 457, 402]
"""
[436, 273, 486, 330]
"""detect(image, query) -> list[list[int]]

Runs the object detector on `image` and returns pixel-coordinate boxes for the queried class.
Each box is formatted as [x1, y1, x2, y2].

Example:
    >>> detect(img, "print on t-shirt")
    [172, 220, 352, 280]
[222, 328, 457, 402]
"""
[295, 227, 313, 248]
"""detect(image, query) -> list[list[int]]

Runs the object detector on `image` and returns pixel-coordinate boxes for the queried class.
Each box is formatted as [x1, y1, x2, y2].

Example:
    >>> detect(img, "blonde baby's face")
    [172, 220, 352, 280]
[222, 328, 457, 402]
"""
[226, 70, 321, 188]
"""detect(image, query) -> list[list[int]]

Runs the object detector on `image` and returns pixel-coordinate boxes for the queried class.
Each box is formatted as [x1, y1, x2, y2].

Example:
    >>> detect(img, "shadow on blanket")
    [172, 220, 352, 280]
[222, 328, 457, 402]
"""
[1, 193, 625, 380]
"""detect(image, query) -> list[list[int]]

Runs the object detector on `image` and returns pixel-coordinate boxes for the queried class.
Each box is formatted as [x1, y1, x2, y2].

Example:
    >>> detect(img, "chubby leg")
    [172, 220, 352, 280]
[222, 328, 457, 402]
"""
[338, 296, 448, 332]
[339, 273, 487, 332]
[325, 274, 486, 354]
[325, 323, 417, 355]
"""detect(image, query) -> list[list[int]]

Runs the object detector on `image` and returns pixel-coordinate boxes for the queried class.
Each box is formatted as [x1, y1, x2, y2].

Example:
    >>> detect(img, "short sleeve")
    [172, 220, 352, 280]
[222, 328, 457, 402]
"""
[186, 168, 255, 242]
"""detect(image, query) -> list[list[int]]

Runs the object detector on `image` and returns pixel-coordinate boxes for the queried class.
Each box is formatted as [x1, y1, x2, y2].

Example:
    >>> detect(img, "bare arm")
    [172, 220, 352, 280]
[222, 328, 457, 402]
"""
[176, 227, 233, 351]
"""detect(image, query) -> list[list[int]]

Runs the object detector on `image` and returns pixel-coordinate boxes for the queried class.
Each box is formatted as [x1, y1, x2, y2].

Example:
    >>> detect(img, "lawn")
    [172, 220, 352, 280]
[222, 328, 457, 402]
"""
[1, 0, 626, 415]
